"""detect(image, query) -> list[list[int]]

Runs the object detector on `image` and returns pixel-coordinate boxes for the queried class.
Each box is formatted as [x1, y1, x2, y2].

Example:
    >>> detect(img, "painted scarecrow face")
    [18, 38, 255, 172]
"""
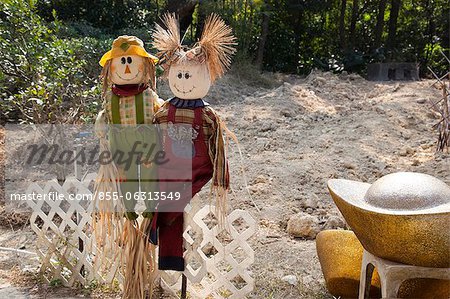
[110, 54, 146, 85]
[168, 59, 211, 100]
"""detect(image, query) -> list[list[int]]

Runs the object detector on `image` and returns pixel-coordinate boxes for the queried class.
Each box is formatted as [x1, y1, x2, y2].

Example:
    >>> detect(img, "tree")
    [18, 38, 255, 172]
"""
[373, 0, 388, 50]
[195, 0, 207, 41]
[348, 0, 359, 48]
[255, 0, 270, 69]
[387, 0, 402, 53]
[165, 0, 199, 34]
[339, 0, 347, 49]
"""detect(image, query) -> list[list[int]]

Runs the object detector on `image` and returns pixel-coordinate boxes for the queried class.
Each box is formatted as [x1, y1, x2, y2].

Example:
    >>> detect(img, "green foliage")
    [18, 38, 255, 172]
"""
[49, 278, 63, 287]
[36, 0, 161, 33]
[0, 0, 101, 123]
[1, 0, 448, 123]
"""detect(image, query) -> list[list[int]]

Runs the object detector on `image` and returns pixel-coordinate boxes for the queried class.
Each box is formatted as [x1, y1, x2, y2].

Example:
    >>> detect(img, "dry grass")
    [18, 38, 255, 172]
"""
[228, 55, 283, 89]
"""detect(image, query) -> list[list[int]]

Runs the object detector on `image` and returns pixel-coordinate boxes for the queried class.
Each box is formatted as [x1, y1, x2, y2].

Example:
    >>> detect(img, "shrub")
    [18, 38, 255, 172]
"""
[0, 0, 101, 124]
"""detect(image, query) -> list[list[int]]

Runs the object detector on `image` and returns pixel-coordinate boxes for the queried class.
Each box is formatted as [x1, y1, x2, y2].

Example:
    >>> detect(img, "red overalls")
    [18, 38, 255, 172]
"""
[151, 103, 214, 271]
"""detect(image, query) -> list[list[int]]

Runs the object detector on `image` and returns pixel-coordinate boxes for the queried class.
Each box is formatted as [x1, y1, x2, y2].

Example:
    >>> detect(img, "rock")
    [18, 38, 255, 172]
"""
[323, 215, 346, 229]
[411, 159, 420, 166]
[260, 123, 275, 132]
[375, 105, 386, 114]
[406, 147, 415, 155]
[21, 265, 38, 274]
[416, 98, 427, 104]
[280, 109, 294, 118]
[312, 76, 327, 86]
[281, 274, 298, 286]
[374, 161, 387, 172]
[248, 183, 266, 195]
[343, 162, 357, 170]
[420, 142, 434, 150]
[401, 131, 412, 140]
[398, 146, 414, 156]
[303, 197, 318, 209]
[287, 212, 320, 239]
[340, 71, 348, 78]
[254, 175, 269, 184]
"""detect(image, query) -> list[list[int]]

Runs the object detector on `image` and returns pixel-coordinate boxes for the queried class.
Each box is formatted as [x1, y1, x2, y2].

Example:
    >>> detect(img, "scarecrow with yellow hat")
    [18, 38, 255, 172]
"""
[93, 35, 162, 299]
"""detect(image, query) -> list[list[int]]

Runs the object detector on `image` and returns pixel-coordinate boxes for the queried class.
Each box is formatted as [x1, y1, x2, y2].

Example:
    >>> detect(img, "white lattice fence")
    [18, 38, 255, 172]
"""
[160, 205, 256, 299]
[26, 173, 256, 298]
[26, 173, 123, 286]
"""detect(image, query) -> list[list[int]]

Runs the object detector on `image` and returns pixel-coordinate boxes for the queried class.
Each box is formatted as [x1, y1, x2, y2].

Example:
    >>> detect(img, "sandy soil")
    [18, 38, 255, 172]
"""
[0, 70, 449, 298]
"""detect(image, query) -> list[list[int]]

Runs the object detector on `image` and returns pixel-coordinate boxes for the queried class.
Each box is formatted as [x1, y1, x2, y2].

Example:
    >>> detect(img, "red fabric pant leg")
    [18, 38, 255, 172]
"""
[157, 212, 184, 271]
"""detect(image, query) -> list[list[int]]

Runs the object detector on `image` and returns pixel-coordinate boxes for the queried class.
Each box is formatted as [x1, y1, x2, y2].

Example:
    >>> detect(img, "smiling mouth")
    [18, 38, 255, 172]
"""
[115, 71, 140, 81]
[174, 84, 196, 94]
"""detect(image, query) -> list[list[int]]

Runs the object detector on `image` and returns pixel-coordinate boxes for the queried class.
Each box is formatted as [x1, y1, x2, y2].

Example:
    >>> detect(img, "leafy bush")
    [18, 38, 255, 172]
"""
[0, 0, 101, 124]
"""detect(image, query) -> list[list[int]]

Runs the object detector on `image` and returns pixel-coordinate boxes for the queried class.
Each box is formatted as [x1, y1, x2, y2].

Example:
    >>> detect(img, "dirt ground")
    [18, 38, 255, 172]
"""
[0, 70, 449, 298]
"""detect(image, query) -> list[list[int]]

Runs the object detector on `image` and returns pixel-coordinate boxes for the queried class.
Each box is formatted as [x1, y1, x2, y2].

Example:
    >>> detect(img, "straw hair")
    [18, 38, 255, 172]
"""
[152, 13, 236, 82]
[198, 13, 237, 82]
[152, 13, 182, 67]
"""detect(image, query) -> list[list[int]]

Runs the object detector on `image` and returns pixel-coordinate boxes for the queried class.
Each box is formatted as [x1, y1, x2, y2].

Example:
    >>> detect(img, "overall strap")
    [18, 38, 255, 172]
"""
[135, 92, 145, 124]
[168, 103, 177, 123]
[111, 93, 121, 124]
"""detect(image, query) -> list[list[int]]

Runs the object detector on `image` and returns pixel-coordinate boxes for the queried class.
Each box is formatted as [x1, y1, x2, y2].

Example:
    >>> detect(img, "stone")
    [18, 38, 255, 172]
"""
[287, 213, 320, 239]
[401, 131, 412, 140]
[420, 142, 433, 150]
[312, 76, 327, 86]
[416, 98, 427, 104]
[303, 196, 318, 209]
[253, 175, 269, 184]
[280, 109, 294, 118]
[281, 274, 298, 286]
[398, 147, 414, 156]
[324, 215, 346, 229]
[21, 264, 38, 274]
[375, 106, 386, 114]
[343, 162, 357, 170]
[399, 148, 408, 156]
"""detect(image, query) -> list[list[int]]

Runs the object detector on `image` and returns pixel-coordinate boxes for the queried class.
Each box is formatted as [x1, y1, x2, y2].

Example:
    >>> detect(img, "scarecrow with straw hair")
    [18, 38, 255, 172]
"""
[94, 35, 162, 299]
[150, 13, 237, 271]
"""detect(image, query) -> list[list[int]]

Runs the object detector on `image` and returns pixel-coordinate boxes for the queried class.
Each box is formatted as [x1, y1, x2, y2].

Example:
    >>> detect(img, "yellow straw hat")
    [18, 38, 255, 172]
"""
[99, 35, 158, 67]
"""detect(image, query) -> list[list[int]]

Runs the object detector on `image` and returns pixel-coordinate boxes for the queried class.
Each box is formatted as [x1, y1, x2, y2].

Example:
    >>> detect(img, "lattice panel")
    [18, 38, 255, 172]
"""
[25, 174, 256, 298]
[160, 205, 256, 299]
[26, 173, 122, 287]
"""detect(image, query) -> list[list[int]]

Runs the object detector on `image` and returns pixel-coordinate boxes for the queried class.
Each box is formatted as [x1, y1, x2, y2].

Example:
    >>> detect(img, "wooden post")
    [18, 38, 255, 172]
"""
[181, 274, 187, 299]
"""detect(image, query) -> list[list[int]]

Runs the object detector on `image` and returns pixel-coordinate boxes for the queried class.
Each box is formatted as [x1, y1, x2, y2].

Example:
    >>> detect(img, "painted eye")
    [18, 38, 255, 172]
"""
[184, 73, 190, 79]
[121, 57, 126, 64]
[177, 72, 183, 79]
[127, 57, 132, 64]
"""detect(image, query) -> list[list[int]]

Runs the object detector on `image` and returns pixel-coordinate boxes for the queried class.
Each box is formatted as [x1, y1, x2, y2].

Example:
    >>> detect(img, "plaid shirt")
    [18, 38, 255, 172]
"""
[106, 88, 161, 124]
